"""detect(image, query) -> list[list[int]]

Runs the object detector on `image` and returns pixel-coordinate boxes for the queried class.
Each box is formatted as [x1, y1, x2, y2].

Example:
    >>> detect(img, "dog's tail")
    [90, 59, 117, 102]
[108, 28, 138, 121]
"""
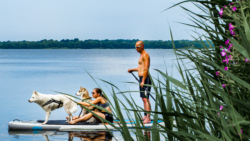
[70, 103, 77, 113]
[64, 95, 78, 113]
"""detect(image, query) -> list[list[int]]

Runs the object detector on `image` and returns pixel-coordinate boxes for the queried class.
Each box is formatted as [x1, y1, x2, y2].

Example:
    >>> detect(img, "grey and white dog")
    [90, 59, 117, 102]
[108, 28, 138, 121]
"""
[76, 86, 98, 123]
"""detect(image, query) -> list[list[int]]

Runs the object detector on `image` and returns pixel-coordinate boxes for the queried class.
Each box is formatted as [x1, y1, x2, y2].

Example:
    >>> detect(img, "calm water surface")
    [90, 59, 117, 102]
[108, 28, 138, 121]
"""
[0, 49, 179, 141]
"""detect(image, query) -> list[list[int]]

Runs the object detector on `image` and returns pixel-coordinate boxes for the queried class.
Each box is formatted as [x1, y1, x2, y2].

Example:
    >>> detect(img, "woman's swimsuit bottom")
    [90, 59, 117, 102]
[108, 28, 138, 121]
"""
[96, 102, 113, 123]
[102, 112, 113, 123]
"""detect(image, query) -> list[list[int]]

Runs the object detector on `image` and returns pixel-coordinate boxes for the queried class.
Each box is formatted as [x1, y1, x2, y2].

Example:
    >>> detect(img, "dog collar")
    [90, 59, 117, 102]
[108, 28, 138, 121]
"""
[81, 98, 92, 102]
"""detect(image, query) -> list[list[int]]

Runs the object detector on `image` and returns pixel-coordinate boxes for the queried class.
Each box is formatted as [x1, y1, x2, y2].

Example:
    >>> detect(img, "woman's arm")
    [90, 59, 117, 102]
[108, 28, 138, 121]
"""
[77, 97, 102, 106]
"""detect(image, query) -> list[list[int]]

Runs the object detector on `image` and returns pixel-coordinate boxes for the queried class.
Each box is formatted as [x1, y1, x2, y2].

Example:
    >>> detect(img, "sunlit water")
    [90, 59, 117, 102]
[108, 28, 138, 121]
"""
[0, 49, 182, 141]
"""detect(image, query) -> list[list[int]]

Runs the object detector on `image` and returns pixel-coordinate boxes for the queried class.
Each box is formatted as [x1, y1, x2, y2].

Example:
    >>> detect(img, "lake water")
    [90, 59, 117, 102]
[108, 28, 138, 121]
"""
[0, 49, 180, 141]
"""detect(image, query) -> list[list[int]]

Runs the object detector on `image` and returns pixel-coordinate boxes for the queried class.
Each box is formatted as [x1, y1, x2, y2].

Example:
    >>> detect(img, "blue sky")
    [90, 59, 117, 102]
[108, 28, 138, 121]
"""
[0, 0, 200, 41]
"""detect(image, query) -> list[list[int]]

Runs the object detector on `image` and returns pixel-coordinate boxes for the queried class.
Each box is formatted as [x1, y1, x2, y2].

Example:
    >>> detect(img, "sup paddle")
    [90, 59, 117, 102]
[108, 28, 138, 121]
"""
[130, 72, 160, 107]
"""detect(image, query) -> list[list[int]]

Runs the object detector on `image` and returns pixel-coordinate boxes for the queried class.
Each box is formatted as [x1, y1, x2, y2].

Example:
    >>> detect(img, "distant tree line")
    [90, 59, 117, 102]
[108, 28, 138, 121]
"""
[0, 38, 212, 49]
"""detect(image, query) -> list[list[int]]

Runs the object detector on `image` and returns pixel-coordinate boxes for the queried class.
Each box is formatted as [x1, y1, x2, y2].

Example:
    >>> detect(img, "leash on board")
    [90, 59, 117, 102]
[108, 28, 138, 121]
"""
[130, 72, 160, 107]
[77, 98, 92, 118]
[78, 109, 83, 118]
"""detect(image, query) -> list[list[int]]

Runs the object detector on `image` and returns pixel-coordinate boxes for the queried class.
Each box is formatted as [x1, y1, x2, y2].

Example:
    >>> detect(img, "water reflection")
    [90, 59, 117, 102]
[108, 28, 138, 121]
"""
[143, 130, 151, 141]
[68, 131, 113, 141]
[8, 130, 113, 141]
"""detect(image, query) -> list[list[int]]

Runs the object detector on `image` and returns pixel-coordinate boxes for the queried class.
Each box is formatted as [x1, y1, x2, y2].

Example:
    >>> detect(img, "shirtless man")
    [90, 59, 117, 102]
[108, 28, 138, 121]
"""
[128, 40, 151, 124]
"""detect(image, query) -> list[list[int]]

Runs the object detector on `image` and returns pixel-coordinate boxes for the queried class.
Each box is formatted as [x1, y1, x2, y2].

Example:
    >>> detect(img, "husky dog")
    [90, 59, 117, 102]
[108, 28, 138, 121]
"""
[28, 91, 77, 124]
[76, 86, 98, 123]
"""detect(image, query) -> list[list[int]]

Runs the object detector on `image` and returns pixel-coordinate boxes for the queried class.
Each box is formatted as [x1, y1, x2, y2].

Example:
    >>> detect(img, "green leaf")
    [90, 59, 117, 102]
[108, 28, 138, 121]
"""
[155, 69, 187, 90]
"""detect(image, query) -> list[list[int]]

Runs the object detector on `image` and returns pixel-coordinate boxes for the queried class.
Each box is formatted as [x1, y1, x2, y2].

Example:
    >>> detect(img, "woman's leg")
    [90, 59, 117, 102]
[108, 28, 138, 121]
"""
[92, 112, 106, 123]
[66, 116, 79, 120]
[73, 116, 80, 120]
[68, 111, 105, 124]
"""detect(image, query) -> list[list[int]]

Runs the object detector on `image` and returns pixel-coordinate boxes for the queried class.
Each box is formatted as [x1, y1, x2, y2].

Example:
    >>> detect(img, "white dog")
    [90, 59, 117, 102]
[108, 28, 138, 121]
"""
[28, 91, 77, 124]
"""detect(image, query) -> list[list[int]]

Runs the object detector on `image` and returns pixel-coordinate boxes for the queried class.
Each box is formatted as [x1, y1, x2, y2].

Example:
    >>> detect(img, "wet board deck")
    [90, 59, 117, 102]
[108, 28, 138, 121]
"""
[8, 119, 164, 131]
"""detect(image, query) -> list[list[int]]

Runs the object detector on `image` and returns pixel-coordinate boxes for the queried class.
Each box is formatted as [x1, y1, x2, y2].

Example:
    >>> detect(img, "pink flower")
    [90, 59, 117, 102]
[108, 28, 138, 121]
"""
[228, 44, 233, 49]
[225, 39, 230, 45]
[220, 105, 223, 110]
[245, 58, 250, 62]
[236, 62, 238, 64]
[223, 56, 229, 64]
[232, 7, 237, 11]
[219, 8, 223, 17]
[219, 45, 223, 48]
[227, 44, 233, 52]
[237, 129, 243, 135]
[229, 23, 234, 30]
[230, 30, 235, 36]
[216, 71, 220, 76]
[229, 55, 233, 59]
[222, 84, 226, 88]
[223, 5, 227, 8]
[224, 67, 229, 71]
[221, 49, 226, 56]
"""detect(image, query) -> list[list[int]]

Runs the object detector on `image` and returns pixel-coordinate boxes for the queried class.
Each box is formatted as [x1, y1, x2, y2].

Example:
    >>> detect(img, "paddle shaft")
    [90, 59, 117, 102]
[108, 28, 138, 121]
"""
[130, 72, 158, 104]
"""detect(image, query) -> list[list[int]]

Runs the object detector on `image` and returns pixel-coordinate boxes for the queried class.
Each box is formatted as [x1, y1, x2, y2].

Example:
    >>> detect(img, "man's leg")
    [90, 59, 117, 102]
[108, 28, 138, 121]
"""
[140, 84, 148, 120]
[142, 98, 151, 124]
[142, 98, 147, 120]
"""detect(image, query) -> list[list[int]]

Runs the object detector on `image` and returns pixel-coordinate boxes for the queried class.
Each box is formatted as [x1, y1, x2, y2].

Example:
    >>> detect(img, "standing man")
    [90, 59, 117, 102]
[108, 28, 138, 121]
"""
[128, 40, 151, 124]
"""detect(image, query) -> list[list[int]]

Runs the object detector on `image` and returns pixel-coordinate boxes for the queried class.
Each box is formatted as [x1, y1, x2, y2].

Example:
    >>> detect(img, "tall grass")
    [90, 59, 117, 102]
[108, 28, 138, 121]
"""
[61, 0, 250, 140]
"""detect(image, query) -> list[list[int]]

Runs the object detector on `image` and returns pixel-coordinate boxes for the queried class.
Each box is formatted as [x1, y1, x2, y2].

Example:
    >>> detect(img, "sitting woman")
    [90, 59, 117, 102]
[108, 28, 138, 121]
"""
[68, 88, 113, 124]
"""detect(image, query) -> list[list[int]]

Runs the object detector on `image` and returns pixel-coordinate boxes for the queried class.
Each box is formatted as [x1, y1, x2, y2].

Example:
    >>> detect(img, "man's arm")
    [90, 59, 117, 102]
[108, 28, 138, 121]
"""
[128, 68, 138, 73]
[140, 54, 150, 87]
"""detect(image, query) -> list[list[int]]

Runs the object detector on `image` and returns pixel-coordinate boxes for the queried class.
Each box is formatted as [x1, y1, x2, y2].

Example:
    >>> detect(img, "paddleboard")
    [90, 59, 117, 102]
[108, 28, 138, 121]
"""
[8, 119, 164, 131]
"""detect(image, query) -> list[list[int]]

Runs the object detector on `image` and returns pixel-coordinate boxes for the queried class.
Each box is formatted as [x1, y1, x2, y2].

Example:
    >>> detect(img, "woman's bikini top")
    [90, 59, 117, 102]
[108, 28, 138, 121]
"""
[96, 102, 110, 109]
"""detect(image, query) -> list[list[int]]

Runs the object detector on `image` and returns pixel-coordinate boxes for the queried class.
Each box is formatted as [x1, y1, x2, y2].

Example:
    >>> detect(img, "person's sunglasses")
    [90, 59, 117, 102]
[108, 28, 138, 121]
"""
[135, 45, 142, 49]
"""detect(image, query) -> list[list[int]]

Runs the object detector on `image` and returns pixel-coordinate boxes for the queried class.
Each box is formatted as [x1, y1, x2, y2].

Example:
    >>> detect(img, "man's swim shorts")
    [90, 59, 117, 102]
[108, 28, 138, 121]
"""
[139, 75, 151, 99]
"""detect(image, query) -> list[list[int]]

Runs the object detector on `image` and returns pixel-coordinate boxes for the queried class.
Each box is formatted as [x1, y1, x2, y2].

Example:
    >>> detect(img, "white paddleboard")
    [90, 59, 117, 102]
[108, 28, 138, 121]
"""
[8, 119, 164, 131]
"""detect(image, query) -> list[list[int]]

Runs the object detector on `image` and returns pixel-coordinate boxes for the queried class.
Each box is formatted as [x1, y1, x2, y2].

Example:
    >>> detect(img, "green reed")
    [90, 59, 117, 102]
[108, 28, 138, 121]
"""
[59, 0, 250, 140]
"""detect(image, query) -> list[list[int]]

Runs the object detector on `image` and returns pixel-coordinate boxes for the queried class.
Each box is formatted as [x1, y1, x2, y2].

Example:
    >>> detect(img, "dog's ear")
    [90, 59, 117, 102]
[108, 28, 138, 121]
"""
[80, 86, 83, 89]
[85, 90, 91, 99]
[34, 91, 38, 95]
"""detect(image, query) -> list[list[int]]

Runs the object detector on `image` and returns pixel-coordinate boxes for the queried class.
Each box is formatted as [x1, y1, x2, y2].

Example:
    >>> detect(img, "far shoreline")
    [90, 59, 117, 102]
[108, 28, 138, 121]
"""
[0, 48, 175, 49]
[0, 39, 212, 49]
